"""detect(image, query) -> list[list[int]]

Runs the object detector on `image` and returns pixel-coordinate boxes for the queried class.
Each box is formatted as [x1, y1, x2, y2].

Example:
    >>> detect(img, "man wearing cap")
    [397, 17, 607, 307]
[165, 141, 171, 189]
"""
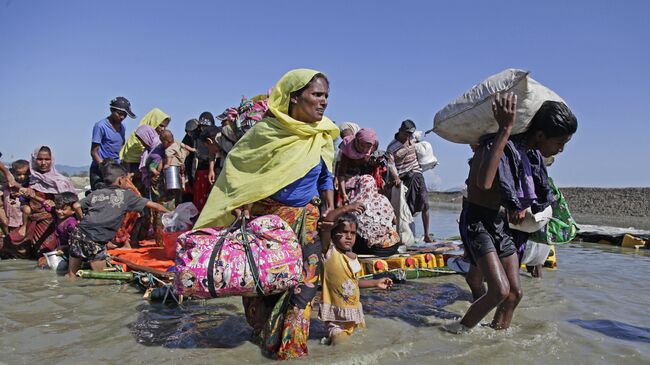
[89, 97, 136, 190]
[387, 119, 433, 242]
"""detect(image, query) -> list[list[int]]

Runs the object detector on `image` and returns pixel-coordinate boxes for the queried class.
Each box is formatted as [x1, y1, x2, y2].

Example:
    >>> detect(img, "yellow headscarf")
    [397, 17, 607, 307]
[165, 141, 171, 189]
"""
[120, 108, 170, 164]
[194, 69, 339, 228]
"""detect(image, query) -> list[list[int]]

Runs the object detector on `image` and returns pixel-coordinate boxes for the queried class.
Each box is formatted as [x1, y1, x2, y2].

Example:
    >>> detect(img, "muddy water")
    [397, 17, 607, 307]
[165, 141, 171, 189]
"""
[1, 208, 649, 365]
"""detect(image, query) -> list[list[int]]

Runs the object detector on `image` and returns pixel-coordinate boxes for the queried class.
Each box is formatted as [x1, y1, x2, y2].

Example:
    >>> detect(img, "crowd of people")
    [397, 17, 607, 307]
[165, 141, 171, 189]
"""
[0, 68, 577, 360]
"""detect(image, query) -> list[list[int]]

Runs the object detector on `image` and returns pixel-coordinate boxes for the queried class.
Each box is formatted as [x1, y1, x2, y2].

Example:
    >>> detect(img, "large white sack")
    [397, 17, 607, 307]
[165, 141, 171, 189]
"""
[415, 141, 438, 171]
[432, 69, 565, 144]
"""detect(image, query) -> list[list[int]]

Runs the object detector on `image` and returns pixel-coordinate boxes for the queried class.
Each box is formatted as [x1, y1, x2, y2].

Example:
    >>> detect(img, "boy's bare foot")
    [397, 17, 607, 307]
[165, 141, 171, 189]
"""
[441, 320, 471, 334]
[329, 332, 351, 346]
[424, 234, 434, 243]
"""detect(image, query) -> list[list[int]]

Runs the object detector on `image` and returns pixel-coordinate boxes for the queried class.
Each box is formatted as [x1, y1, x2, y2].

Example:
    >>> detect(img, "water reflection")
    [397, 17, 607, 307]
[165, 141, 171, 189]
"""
[569, 319, 650, 343]
[130, 281, 470, 349]
[362, 281, 472, 326]
[130, 302, 251, 348]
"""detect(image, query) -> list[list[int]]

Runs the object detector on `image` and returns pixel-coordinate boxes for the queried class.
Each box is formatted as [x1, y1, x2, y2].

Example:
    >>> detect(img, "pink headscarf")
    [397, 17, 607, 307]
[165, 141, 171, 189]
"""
[29, 145, 77, 194]
[340, 128, 378, 160]
[135, 125, 161, 170]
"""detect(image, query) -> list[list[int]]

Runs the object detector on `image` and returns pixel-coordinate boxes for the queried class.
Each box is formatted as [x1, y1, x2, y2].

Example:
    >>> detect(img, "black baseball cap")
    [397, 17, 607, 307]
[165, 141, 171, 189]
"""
[399, 119, 417, 134]
[185, 119, 199, 132]
[110, 96, 136, 118]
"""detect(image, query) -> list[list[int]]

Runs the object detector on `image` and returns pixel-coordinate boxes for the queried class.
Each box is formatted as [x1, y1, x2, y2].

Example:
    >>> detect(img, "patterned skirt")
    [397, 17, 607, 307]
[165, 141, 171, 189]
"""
[345, 175, 399, 248]
[243, 198, 321, 360]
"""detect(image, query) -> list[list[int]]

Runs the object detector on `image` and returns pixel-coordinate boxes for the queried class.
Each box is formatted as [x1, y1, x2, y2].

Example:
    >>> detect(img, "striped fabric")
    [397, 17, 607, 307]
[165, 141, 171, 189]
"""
[387, 139, 422, 176]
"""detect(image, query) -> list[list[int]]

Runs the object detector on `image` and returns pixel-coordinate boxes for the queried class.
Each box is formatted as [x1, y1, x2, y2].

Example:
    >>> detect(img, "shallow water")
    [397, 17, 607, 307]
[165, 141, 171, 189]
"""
[1, 208, 649, 365]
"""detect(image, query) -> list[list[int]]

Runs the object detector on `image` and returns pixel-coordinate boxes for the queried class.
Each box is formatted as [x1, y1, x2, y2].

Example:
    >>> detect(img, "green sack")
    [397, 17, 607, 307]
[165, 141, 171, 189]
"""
[530, 177, 578, 245]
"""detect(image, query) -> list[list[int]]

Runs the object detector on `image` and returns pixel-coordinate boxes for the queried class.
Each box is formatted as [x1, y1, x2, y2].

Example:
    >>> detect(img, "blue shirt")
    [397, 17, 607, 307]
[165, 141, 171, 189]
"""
[91, 118, 125, 164]
[272, 159, 333, 207]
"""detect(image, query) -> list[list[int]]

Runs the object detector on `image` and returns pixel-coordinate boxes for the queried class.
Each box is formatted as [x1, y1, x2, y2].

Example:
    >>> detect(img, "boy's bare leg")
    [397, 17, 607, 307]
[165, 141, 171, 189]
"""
[460, 252, 510, 328]
[465, 264, 486, 302]
[526, 264, 543, 278]
[491, 254, 523, 329]
[422, 208, 433, 242]
[89, 259, 107, 272]
[66, 257, 82, 278]
[17, 205, 31, 239]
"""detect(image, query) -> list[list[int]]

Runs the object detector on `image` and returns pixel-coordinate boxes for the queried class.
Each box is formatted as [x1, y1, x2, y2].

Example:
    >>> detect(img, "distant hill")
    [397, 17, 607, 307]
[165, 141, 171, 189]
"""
[56, 165, 90, 175]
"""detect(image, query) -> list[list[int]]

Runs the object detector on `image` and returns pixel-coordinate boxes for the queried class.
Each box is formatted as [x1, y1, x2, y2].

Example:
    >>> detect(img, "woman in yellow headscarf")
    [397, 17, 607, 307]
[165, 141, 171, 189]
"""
[120, 108, 171, 169]
[195, 69, 338, 360]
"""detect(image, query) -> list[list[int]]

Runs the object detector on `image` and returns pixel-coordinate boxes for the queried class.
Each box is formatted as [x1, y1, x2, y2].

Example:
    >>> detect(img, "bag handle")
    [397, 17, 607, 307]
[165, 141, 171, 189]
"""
[239, 216, 265, 296]
[206, 220, 242, 298]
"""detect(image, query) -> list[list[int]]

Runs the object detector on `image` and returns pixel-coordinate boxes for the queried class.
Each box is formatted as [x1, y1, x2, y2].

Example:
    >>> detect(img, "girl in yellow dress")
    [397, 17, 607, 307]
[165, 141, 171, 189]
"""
[319, 202, 393, 345]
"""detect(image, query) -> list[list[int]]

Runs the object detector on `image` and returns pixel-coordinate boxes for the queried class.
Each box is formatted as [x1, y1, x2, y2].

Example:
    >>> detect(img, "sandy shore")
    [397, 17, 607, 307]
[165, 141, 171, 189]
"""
[429, 187, 650, 230]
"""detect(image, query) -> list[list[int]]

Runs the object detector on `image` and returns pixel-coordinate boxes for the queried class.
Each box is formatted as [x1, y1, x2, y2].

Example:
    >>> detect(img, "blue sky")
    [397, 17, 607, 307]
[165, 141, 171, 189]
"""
[1, 0, 648, 189]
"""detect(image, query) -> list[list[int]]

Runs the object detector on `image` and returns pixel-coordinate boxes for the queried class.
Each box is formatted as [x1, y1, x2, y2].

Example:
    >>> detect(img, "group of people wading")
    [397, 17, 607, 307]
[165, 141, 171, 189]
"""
[0, 67, 577, 360]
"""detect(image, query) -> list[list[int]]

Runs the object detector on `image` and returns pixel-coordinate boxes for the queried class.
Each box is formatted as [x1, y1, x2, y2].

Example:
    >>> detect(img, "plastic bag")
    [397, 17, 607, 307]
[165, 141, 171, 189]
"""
[390, 184, 415, 246]
[414, 141, 438, 171]
[508, 205, 552, 233]
[530, 177, 578, 244]
[520, 241, 552, 266]
[161, 202, 199, 232]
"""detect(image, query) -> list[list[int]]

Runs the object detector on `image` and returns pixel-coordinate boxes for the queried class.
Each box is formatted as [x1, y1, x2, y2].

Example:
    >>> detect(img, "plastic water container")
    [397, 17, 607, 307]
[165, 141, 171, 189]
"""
[43, 251, 67, 271]
[543, 246, 557, 269]
[413, 253, 437, 268]
[385, 256, 419, 270]
[436, 254, 445, 267]
[360, 258, 389, 274]
[162, 230, 185, 260]
[164, 166, 182, 190]
[622, 234, 646, 248]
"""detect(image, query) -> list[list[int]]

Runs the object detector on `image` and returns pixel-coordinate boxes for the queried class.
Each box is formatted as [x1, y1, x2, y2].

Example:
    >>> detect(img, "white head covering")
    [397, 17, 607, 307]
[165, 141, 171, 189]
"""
[339, 121, 360, 135]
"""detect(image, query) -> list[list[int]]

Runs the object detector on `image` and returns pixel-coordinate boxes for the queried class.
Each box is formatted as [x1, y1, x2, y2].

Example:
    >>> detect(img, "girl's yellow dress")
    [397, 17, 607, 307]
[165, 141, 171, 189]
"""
[319, 245, 366, 336]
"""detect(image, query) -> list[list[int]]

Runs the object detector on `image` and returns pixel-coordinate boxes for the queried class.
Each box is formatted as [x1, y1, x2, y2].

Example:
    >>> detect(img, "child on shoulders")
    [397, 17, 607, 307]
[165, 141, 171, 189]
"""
[319, 202, 393, 345]
[67, 164, 169, 278]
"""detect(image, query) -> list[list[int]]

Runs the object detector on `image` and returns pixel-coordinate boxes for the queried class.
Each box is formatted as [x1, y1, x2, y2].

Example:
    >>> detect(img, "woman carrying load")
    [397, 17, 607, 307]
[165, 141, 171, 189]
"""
[336, 128, 400, 256]
[194, 69, 338, 360]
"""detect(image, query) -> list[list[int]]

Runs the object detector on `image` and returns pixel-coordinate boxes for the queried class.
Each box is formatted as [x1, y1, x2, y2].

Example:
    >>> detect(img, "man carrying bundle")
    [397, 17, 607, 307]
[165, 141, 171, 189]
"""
[387, 119, 433, 243]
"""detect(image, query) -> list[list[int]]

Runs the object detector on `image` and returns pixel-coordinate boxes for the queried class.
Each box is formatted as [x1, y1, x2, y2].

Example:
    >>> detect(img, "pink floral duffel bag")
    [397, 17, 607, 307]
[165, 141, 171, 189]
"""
[173, 215, 303, 298]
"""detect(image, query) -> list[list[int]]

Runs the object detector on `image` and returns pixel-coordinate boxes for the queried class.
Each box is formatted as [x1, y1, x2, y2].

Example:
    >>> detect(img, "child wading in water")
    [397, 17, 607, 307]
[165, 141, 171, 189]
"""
[67, 164, 169, 277]
[319, 203, 393, 345]
[53, 192, 82, 257]
[446, 93, 577, 333]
